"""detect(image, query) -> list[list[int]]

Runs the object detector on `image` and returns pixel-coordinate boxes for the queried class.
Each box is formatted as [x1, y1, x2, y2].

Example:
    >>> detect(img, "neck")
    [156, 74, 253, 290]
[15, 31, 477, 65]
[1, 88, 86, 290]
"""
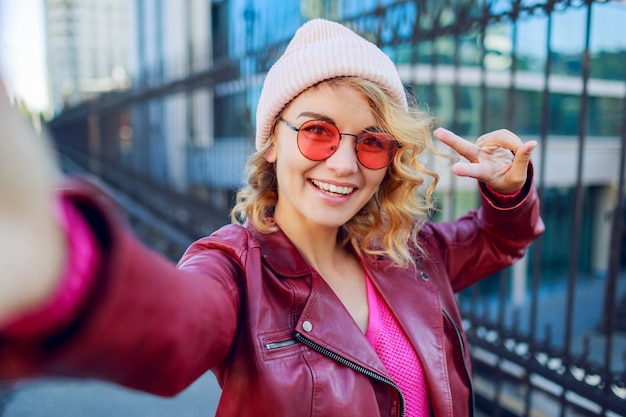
[276, 219, 345, 272]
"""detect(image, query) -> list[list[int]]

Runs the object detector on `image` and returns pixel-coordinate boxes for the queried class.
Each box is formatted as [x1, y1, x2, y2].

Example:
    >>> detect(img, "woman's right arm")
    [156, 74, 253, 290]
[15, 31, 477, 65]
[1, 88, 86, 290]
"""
[0, 80, 243, 396]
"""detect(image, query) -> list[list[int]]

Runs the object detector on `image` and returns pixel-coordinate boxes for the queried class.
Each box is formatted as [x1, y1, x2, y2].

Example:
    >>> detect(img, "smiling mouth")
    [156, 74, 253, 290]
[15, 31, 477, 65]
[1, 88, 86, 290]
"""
[311, 180, 355, 196]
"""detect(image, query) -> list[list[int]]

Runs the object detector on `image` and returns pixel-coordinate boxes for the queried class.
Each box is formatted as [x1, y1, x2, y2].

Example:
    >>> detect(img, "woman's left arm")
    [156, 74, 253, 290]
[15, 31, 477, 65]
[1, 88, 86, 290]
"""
[429, 128, 545, 291]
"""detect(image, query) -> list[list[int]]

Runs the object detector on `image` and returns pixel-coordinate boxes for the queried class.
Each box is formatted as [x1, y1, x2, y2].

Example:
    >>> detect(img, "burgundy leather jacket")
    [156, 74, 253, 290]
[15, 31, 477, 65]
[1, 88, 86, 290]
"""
[0, 178, 543, 417]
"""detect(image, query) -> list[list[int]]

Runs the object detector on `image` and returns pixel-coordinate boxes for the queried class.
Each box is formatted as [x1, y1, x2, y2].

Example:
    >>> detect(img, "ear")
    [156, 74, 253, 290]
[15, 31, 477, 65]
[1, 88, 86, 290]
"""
[264, 142, 277, 163]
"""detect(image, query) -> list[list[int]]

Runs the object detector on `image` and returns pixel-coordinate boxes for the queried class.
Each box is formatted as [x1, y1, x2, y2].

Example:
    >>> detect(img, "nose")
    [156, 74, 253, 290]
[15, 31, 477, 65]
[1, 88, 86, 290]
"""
[324, 133, 359, 176]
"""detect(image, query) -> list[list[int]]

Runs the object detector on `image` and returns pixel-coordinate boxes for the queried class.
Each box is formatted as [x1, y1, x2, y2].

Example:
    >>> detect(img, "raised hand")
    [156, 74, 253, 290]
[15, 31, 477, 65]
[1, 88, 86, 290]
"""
[0, 79, 66, 323]
[434, 127, 537, 194]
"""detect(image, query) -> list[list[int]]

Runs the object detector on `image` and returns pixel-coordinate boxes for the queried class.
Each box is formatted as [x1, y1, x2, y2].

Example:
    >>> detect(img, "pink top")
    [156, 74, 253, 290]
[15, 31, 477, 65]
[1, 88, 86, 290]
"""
[365, 274, 430, 417]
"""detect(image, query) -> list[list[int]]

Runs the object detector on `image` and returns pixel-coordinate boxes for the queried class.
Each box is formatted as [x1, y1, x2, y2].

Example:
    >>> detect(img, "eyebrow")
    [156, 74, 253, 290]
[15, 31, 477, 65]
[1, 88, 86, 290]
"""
[296, 111, 333, 123]
[295, 111, 379, 133]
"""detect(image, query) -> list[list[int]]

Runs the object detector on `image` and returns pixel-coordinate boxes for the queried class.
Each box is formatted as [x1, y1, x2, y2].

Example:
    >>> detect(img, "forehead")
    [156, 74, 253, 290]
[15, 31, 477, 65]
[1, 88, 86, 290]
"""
[283, 82, 376, 126]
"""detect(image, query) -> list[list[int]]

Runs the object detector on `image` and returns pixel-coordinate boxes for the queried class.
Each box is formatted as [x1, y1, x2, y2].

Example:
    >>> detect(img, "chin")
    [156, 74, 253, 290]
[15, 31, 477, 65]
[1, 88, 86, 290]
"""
[309, 214, 354, 229]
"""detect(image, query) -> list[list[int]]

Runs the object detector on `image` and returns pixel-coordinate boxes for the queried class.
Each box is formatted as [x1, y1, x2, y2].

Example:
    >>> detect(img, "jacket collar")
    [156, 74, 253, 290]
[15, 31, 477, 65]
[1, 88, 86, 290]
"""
[246, 223, 313, 277]
[245, 222, 444, 347]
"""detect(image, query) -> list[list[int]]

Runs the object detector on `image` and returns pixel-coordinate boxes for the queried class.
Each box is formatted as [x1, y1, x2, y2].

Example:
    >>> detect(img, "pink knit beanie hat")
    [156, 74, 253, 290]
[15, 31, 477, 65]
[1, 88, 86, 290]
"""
[255, 19, 407, 150]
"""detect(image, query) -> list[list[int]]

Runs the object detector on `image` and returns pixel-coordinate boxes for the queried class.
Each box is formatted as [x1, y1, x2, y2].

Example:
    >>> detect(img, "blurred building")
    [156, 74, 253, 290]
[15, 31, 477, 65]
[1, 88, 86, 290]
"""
[44, 0, 132, 113]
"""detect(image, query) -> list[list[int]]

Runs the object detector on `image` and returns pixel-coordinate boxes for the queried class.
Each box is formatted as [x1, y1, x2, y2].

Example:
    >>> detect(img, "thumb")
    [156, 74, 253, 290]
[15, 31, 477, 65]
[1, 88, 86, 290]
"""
[509, 140, 537, 181]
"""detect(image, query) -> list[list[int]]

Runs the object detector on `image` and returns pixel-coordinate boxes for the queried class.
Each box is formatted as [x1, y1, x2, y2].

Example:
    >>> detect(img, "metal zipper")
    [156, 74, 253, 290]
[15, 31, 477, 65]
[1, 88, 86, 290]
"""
[294, 332, 406, 417]
[265, 338, 298, 350]
[442, 308, 475, 415]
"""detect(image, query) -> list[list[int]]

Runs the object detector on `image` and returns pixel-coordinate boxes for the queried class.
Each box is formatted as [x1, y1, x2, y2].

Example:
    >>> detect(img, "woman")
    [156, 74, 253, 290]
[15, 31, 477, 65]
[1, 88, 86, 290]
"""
[0, 19, 543, 416]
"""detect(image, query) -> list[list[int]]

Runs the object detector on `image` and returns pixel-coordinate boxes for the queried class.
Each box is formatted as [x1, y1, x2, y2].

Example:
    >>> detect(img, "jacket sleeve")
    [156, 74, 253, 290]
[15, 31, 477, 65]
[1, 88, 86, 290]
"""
[422, 167, 545, 293]
[0, 178, 244, 396]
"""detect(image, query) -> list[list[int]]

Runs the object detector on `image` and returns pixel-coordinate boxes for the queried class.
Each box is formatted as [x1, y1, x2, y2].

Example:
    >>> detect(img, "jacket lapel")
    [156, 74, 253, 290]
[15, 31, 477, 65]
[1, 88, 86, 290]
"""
[295, 270, 390, 377]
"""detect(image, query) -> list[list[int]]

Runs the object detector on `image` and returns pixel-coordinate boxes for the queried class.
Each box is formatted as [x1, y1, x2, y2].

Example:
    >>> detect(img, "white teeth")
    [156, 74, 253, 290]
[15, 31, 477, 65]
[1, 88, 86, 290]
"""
[312, 180, 354, 195]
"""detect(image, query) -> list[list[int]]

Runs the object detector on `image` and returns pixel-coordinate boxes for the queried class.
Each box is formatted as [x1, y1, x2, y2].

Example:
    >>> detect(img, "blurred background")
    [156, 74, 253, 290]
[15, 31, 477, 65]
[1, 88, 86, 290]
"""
[1, 0, 625, 416]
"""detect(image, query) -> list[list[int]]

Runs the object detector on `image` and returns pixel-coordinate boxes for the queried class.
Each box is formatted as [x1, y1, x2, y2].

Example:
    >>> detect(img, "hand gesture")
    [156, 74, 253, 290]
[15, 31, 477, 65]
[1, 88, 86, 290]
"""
[0, 79, 66, 323]
[434, 128, 537, 194]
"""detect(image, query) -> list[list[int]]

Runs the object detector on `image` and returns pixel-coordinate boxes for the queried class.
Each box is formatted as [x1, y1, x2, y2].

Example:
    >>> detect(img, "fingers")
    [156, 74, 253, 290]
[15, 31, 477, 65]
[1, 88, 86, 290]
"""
[506, 139, 537, 185]
[513, 140, 537, 163]
[435, 127, 535, 163]
[450, 160, 484, 179]
[435, 127, 537, 193]
[475, 129, 523, 153]
[0, 79, 61, 209]
[434, 127, 479, 162]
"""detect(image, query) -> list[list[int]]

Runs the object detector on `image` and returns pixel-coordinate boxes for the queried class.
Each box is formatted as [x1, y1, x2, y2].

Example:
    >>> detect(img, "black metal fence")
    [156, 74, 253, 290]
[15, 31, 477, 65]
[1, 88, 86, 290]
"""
[47, 1, 626, 415]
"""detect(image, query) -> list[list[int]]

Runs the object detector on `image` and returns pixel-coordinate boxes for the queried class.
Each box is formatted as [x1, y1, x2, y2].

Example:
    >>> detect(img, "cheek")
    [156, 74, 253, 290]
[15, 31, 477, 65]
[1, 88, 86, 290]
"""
[367, 170, 387, 191]
[363, 173, 387, 202]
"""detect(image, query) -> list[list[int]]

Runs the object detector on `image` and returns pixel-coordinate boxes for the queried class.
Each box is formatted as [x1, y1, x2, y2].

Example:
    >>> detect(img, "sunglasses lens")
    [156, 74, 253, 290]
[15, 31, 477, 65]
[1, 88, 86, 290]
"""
[294, 119, 398, 169]
[297, 120, 340, 161]
[356, 133, 398, 169]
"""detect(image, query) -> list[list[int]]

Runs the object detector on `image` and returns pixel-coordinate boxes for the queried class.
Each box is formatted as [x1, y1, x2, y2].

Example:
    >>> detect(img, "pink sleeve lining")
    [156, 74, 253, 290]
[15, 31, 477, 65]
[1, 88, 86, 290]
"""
[482, 183, 525, 208]
[2, 195, 100, 338]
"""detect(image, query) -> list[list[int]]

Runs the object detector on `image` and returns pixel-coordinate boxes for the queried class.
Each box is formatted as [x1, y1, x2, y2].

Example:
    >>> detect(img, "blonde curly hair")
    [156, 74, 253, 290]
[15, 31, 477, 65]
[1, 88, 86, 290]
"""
[231, 77, 440, 267]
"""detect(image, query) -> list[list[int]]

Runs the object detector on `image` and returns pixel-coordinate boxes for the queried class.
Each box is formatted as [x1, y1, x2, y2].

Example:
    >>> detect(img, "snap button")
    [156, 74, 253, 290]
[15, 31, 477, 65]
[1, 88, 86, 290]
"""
[420, 271, 429, 281]
[302, 321, 313, 332]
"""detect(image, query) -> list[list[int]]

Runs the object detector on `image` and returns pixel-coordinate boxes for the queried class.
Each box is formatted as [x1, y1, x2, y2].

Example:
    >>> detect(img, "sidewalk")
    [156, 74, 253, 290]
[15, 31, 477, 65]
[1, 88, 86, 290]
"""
[2, 372, 220, 417]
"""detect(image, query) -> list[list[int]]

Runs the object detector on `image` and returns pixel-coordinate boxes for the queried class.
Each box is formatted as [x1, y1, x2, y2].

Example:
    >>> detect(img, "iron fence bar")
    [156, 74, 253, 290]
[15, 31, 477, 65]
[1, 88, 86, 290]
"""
[449, 18, 462, 221]
[530, 0, 554, 348]
[560, 2, 593, 416]
[477, 4, 506, 414]
[479, 2, 489, 136]
[601, 43, 626, 385]
[564, 0, 593, 357]
[506, 2, 519, 132]
[426, 5, 441, 111]
[494, 274, 507, 417]
[505, 7, 534, 416]
[496, 3, 523, 413]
